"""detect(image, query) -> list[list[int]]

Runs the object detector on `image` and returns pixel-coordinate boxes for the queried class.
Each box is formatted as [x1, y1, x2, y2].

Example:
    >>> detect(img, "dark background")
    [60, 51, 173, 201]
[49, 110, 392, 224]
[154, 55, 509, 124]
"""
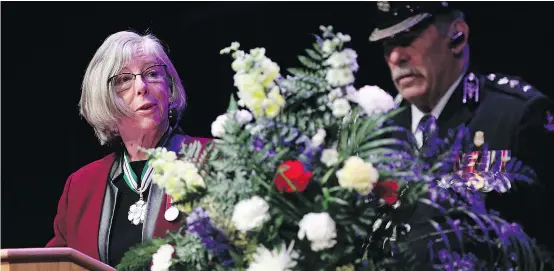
[2, 1, 553, 249]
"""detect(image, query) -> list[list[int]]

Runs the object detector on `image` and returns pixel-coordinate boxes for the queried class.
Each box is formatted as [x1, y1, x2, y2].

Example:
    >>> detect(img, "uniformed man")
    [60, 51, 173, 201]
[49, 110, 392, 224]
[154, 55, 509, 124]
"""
[368, 0, 554, 266]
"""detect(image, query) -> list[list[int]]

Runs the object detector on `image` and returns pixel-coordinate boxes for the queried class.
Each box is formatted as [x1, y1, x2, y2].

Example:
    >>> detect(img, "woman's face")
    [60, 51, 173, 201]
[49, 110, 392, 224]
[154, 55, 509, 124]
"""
[113, 54, 171, 136]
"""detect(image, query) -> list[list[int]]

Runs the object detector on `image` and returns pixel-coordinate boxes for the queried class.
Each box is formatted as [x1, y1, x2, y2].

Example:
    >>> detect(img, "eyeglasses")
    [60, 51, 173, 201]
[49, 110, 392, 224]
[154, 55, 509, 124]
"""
[107, 64, 168, 92]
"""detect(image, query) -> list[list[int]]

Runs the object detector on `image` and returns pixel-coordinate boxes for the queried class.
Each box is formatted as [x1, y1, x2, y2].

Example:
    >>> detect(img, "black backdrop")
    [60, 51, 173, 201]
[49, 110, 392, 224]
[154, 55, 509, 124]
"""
[2, 1, 553, 249]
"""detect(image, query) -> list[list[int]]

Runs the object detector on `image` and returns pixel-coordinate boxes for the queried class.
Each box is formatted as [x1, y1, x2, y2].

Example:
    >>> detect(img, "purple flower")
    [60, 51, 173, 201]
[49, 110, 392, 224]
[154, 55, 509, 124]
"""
[186, 208, 234, 266]
[252, 137, 265, 151]
[433, 249, 481, 271]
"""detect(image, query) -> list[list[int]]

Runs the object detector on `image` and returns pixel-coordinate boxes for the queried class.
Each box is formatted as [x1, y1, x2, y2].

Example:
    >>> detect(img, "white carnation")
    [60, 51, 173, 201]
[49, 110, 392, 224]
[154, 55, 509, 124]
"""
[235, 109, 253, 125]
[232, 196, 271, 233]
[331, 98, 351, 118]
[247, 242, 298, 271]
[321, 148, 339, 167]
[346, 85, 395, 116]
[336, 156, 379, 195]
[297, 212, 337, 252]
[311, 128, 326, 147]
[151, 244, 174, 271]
[211, 114, 229, 138]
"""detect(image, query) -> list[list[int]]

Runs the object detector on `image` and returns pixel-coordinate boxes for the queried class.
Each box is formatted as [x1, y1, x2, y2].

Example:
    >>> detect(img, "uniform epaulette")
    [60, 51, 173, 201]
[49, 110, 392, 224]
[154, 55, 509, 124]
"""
[484, 73, 542, 100]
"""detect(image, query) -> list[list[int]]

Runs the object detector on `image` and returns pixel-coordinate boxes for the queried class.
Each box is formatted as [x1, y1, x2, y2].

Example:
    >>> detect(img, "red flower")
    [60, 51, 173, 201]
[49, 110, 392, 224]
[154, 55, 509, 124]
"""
[374, 181, 399, 205]
[274, 160, 312, 192]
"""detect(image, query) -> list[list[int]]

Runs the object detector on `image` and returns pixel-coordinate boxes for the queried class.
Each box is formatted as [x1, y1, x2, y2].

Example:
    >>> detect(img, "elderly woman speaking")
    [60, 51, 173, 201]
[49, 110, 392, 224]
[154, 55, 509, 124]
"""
[46, 31, 210, 267]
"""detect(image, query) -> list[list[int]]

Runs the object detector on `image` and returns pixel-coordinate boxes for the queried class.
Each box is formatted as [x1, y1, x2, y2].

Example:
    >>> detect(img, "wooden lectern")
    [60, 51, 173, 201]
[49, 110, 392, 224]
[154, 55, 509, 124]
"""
[1, 248, 115, 271]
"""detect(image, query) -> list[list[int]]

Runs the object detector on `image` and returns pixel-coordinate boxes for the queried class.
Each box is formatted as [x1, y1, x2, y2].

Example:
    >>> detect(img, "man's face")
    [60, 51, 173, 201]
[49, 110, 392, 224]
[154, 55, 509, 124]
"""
[383, 23, 453, 108]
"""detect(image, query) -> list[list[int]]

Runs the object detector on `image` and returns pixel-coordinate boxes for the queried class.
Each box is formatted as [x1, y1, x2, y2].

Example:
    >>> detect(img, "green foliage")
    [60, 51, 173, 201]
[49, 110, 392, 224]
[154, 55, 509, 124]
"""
[117, 238, 168, 271]
[171, 233, 211, 270]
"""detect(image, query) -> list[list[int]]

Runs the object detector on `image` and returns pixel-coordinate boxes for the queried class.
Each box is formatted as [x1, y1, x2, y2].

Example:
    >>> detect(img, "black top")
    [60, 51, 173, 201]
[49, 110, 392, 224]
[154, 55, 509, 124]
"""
[108, 160, 151, 267]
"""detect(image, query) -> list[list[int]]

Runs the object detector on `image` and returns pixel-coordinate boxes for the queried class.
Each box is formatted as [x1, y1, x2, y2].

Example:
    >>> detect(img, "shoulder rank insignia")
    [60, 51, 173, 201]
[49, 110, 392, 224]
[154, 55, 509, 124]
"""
[377, 1, 390, 12]
[463, 72, 479, 104]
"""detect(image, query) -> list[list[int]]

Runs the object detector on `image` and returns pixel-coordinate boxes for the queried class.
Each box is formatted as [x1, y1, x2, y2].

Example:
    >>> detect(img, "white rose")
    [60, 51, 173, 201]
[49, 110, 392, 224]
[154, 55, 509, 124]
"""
[326, 68, 355, 87]
[247, 242, 298, 271]
[232, 196, 271, 233]
[235, 109, 253, 125]
[151, 244, 174, 271]
[321, 148, 339, 167]
[346, 85, 395, 116]
[331, 98, 351, 118]
[297, 212, 337, 252]
[311, 128, 326, 147]
[336, 156, 379, 195]
[211, 114, 229, 138]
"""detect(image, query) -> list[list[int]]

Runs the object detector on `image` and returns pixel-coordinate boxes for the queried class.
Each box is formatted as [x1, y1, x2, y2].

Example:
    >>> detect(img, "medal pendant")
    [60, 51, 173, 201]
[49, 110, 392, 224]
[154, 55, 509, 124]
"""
[128, 199, 147, 225]
[164, 206, 179, 222]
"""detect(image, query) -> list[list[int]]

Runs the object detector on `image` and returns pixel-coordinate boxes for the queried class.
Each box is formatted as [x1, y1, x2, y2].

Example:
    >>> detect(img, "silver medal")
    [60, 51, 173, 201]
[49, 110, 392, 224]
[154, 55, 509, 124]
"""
[164, 206, 179, 222]
[128, 199, 147, 225]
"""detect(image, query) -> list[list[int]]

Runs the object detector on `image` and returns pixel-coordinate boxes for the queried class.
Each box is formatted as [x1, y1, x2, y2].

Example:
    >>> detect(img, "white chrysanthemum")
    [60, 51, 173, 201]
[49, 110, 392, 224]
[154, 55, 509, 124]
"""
[297, 212, 337, 252]
[235, 109, 253, 125]
[336, 156, 379, 195]
[211, 114, 229, 138]
[346, 85, 395, 116]
[311, 128, 326, 147]
[326, 68, 355, 87]
[247, 242, 298, 271]
[232, 196, 271, 233]
[321, 148, 339, 167]
[151, 244, 174, 271]
[331, 98, 351, 118]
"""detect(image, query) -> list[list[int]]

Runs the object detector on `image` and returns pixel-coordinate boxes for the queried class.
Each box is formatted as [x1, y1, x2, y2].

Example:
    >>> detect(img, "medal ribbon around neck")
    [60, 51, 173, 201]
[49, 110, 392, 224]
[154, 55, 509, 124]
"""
[122, 152, 154, 200]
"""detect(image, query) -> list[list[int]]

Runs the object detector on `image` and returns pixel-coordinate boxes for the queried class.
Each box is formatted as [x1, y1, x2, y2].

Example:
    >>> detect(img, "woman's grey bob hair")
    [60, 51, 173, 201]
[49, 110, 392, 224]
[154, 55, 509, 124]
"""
[79, 31, 186, 145]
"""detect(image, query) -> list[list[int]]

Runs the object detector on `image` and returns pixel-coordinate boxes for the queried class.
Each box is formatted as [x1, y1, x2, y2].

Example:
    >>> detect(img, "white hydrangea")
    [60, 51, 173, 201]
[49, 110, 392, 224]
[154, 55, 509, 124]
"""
[247, 242, 298, 271]
[331, 98, 351, 118]
[297, 212, 337, 252]
[232, 196, 271, 233]
[211, 114, 229, 138]
[311, 128, 326, 147]
[151, 244, 174, 271]
[346, 85, 395, 116]
[321, 148, 339, 167]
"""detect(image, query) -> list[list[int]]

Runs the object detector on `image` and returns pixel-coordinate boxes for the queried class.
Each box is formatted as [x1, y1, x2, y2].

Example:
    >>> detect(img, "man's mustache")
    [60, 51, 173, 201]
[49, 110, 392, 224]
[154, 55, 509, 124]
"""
[391, 67, 422, 82]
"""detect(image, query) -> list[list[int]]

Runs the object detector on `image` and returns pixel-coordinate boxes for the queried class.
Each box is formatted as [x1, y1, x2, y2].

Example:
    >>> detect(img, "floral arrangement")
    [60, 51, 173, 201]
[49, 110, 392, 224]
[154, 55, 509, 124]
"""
[118, 26, 550, 271]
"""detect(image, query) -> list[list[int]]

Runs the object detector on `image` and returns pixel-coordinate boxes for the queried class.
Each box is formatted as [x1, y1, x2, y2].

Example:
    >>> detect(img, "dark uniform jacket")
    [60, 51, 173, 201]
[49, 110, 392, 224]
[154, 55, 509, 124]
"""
[390, 70, 554, 266]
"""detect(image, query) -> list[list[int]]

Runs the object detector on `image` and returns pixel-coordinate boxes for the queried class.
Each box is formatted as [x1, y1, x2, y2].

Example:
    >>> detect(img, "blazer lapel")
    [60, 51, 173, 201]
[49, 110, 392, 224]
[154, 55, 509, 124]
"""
[83, 154, 116, 261]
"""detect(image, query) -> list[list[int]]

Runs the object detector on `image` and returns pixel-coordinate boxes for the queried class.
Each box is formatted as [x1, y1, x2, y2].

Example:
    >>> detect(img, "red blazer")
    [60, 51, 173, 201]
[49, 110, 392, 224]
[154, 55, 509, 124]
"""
[46, 135, 211, 262]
